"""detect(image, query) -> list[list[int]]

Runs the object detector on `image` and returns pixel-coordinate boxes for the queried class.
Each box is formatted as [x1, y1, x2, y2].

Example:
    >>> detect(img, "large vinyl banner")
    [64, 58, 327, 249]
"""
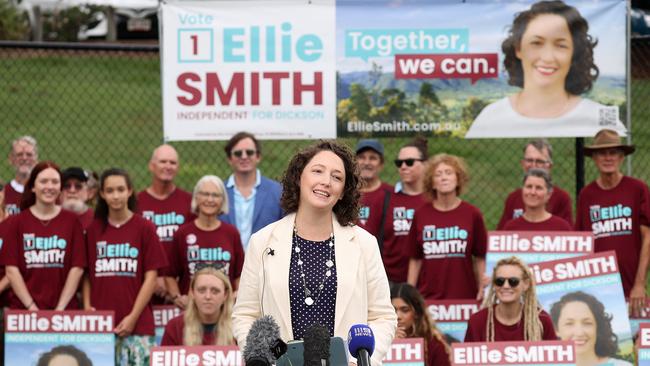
[161, 0, 336, 141]
[162, 0, 626, 140]
[337, 0, 627, 138]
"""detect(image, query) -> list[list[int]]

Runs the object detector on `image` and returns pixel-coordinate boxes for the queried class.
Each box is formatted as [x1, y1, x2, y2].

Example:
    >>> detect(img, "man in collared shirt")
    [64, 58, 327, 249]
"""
[496, 139, 573, 229]
[4, 136, 38, 216]
[220, 132, 283, 250]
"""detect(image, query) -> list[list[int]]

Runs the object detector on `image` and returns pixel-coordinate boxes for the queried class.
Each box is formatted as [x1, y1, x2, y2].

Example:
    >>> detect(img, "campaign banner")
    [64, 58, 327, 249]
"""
[485, 231, 594, 276]
[150, 345, 242, 366]
[4, 310, 115, 366]
[452, 340, 575, 365]
[638, 323, 650, 365]
[154, 305, 182, 345]
[383, 338, 425, 365]
[336, 0, 627, 138]
[161, 0, 336, 141]
[427, 299, 480, 343]
[532, 251, 634, 365]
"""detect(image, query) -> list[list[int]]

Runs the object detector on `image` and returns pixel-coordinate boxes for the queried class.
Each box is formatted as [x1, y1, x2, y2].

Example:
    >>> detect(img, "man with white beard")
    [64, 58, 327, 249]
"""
[60, 167, 94, 230]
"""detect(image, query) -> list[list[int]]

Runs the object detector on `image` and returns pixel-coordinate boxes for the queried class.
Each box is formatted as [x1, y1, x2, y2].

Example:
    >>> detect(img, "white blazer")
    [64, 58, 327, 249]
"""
[232, 213, 397, 365]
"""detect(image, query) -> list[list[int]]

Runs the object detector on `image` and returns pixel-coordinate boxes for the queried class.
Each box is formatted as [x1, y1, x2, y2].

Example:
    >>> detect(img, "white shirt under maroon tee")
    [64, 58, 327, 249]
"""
[86, 215, 167, 336]
[407, 201, 487, 299]
[0, 209, 86, 309]
[166, 220, 244, 294]
[375, 190, 427, 283]
[576, 176, 650, 296]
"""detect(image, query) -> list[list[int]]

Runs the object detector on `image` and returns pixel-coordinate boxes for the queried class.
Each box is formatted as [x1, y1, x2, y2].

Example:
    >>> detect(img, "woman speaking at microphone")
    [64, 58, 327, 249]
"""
[233, 141, 396, 365]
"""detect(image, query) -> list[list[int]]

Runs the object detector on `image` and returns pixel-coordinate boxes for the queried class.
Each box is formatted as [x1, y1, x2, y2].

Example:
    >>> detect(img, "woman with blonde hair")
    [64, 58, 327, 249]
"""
[407, 153, 488, 300]
[162, 265, 235, 346]
[465, 256, 556, 342]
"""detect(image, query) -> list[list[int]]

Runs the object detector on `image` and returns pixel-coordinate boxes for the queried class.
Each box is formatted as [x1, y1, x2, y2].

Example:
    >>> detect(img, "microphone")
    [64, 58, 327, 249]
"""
[243, 315, 288, 366]
[304, 323, 330, 366]
[348, 324, 375, 366]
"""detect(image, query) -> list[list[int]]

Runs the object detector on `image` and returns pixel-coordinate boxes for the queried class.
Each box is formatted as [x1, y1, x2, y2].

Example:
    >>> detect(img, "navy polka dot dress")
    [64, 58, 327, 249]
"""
[289, 233, 337, 340]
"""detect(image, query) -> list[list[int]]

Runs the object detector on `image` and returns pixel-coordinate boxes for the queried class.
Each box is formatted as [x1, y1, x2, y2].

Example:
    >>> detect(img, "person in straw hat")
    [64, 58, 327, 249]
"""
[576, 128, 650, 317]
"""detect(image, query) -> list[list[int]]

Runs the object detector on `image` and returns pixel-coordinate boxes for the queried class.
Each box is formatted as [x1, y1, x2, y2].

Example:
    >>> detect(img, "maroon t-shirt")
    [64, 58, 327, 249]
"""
[4, 182, 22, 216]
[166, 221, 244, 294]
[464, 306, 557, 342]
[503, 215, 573, 231]
[377, 191, 427, 283]
[0, 218, 12, 307]
[0, 209, 86, 309]
[76, 209, 95, 231]
[357, 182, 393, 236]
[407, 201, 487, 299]
[496, 186, 573, 229]
[427, 336, 450, 366]
[161, 314, 216, 346]
[576, 176, 650, 296]
[86, 215, 167, 335]
[137, 189, 193, 257]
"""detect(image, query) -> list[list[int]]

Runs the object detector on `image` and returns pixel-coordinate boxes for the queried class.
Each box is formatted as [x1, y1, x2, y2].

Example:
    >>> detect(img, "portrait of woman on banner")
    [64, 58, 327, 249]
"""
[465, 0, 627, 139]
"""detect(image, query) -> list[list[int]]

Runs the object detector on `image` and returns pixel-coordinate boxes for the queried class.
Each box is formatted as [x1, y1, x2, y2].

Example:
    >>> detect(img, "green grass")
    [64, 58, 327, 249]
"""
[0, 50, 649, 232]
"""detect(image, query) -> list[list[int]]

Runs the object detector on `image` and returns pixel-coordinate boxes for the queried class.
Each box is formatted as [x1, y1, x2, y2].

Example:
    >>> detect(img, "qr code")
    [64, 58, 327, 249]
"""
[598, 106, 619, 127]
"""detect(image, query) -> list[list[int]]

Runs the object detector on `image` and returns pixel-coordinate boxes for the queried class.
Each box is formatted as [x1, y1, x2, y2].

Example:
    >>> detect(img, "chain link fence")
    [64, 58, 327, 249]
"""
[0, 37, 648, 229]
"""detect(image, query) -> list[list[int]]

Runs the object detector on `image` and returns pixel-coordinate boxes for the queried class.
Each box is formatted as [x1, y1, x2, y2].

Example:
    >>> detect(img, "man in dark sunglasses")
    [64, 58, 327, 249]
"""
[221, 132, 283, 250]
[60, 167, 94, 230]
[496, 139, 573, 229]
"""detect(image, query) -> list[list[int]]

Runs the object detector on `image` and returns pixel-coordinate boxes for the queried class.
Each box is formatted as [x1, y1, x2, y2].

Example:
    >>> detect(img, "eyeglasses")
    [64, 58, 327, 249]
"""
[197, 191, 222, 199]
[493, 277, 521, 288]
[394, 158, 424, 168]
[232, 149, 257, 158]
[523, 158, 550, 166]
[195, 261, 226, 271]
[63, 182, 85, 191]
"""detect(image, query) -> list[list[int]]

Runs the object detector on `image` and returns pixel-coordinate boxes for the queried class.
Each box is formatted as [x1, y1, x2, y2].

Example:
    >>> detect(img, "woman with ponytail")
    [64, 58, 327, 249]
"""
[162, 266, 235, 346]
[391, 283, 450, 366]
[464, 256, 556, 342]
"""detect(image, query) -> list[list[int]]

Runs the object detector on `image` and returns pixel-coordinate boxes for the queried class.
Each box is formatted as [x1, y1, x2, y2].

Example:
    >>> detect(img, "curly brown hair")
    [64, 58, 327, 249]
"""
[280, 140, 360, 226]
[502, 0, 598, 95]
[423, 154, 469, 201]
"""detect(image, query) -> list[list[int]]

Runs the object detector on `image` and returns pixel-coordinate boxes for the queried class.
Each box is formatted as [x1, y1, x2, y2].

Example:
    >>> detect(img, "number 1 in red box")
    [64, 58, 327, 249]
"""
[178, 29, 213, 63]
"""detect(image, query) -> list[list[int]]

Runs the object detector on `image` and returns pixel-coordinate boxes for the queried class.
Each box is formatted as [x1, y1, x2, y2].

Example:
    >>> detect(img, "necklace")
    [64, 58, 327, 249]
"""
[293, 225, 334, 306]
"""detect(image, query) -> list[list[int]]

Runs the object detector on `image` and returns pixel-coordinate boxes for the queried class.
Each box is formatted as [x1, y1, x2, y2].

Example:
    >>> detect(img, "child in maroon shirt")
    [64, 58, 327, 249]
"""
[407, 154, 487, 300]
[0, 162, 86, 310]
[84, 168, 166, 366]
[164, 175, 244, 309]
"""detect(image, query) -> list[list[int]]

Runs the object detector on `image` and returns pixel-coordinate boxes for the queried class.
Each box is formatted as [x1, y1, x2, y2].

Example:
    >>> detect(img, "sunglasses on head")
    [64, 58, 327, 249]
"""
[394, 158, 423, 168]
[232, 149, 256, 158]
[493, 277, 521, 288]
[195, 261, 226, 272]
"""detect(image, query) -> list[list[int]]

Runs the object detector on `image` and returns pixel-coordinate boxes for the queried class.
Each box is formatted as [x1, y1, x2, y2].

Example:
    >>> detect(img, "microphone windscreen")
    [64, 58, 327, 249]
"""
[347, 324, 375, 358]
[304, 323, 331, 365]
[243, 315, 282, 365]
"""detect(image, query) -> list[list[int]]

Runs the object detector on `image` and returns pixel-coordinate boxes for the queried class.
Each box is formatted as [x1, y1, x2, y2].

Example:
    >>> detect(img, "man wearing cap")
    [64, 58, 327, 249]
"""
[496, 139, 573, 229]
[60, 167, 94, 230]
[220, 131, 282, 250]
[137, 144, 192, 301]
[576, 129, 650, 315]
[5, 136, 38, 216]
[355, 139, 393, 238]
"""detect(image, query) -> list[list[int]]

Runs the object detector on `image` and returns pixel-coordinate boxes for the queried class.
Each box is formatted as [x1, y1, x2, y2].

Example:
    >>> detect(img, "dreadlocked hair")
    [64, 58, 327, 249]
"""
[482, 256, 544, 342]
[391, 283, 451, 362]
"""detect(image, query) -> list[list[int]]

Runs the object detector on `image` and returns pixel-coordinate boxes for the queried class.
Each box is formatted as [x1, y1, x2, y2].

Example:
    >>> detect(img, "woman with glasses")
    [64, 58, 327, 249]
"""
[233, 141, 396, 365]
[464, 256, 556, 342]
[503, 169, 573, 231]
[83, 168, 167, 366]
[164, 175, 244, 310]
[407, 154, 488, 300]
[162, 266, 235, 346]
[367, 137, 428, 284]
[1, 161, 86, 311]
